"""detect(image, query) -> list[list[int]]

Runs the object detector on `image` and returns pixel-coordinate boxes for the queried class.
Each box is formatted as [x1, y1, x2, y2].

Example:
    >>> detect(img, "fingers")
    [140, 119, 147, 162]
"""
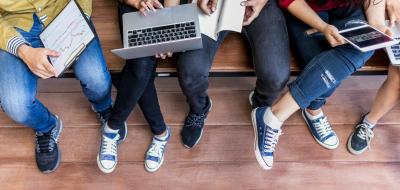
[210, 0, 217, 12]
[153, 0, 164, 9]
[167, 52, 173, 57]
[42, 60, 57, 76]
[241, 1, 259, 26]
[140, 1, 150, 15]
[198, 0, 212, 15]
[146, 0, 156, 12]
[331, 31, 345, 45]
[155, 52, 172, 59]
[389, 12, 397, 27]
[44, 49, 60, 57]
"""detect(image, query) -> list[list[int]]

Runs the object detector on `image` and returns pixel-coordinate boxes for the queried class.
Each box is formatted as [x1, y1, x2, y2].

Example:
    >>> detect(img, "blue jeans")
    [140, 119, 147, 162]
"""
[177, 0, 290, 114]
[0, 14, 112, 132]
[287, 7, 374, 110]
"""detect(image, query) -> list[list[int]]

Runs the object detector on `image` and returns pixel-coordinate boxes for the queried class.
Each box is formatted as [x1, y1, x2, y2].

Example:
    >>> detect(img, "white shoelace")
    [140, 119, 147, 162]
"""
[264, 128, 283, 153]
[101, 134, 119, 157]
[147, 139, 167, 158]
[314, 117, 333, 139]
[356, 124, 374, 149]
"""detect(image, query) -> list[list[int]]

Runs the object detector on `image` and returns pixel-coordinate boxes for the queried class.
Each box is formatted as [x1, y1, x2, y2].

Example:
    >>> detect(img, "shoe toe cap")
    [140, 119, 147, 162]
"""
[261, 156, 274, 169]
[100, 160, 116, 170]
[324, 136, 339, 148]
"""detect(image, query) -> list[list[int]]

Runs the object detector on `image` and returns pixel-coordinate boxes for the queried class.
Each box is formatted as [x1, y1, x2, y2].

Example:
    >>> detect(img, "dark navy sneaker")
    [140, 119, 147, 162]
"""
[181, 97, 212, 149]
[347, 117, 374, 155]
[93, 106, 112, 125]
[35, 115, 63, 173]
[302, 110, 339, 149]
[251, 107, 282, 170]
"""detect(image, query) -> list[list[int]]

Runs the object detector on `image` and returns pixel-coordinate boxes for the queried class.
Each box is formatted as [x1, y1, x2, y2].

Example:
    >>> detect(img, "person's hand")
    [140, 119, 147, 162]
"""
[242, 0, 268, 26]
[321, 24, 346, 47]
[139, 0, 164, 15]
[373, 24, 393, 37]
[18, 45, 58, 79]
[197, 0, 218, 15]
[387, 0, 400, 26]
[155, 52, 173, 59]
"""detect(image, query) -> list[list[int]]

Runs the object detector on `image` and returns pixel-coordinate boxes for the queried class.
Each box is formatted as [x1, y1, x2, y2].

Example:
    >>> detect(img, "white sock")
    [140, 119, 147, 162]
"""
[305, 109, 324, 120]
[363, 115, 376, 129]
[155, 127, 169, 141]
[263, 107, 283, 130]
[104, 123, 119, 134]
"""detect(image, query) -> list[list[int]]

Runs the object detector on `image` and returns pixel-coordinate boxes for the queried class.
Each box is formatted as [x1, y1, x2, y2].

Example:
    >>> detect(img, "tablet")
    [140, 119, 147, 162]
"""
[384, 21, 400, 65]
[339, 24, 398, 52]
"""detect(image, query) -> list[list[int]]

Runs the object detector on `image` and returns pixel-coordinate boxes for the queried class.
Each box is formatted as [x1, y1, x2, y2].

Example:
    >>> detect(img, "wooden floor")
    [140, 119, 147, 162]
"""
[0, 76, 399, 190]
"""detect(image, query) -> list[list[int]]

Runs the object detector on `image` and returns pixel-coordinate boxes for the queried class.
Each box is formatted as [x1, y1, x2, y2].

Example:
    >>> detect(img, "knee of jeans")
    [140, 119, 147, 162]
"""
[82, 72, 111, 99]
[125, 60, 155, 81]
[1, 94, 34, 124]
[256, 69, 289, 91]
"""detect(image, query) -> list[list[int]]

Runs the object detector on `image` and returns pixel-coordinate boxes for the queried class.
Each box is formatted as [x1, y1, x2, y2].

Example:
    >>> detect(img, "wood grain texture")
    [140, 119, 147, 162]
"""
[0, 162, 399, 190]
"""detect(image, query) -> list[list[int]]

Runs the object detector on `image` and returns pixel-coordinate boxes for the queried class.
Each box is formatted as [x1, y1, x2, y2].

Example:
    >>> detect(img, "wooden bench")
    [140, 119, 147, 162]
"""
[89, 0, 390, 78]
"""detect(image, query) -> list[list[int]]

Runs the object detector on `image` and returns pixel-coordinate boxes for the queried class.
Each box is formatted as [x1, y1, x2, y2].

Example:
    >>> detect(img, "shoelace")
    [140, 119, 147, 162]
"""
[96, 107, 111, 124]
[314, 117, 333, 139]
[36, 132, 55, 153]
[148, 140, 166, 157]
[263, 128, 282, 153]
[101, 134, 119, 157]
[356, 124, 374, 149]
[185, 113, 206, 128]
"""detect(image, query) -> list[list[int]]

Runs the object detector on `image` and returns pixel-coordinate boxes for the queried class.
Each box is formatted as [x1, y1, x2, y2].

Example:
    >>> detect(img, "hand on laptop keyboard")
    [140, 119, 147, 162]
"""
[138, 0, 164, 15]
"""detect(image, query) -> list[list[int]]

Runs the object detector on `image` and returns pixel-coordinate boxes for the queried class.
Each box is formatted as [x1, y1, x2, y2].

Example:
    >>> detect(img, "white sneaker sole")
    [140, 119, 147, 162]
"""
[117, 122, 128, 145]
[301, 111, 339, 150]
[145, 156, 165, 173]
[249, 90, 254, 107]
[251, 109, 273, 170]
[347, 132, 368, 155]
[97, 154, 117, 174]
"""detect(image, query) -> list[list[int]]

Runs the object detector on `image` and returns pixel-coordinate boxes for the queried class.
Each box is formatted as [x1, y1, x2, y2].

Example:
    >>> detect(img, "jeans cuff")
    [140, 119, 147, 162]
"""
[288, 81, 310, 110]
[35, 114, 57, 133]
[151, 125, 167, 136]
[307, 99, 326, 110]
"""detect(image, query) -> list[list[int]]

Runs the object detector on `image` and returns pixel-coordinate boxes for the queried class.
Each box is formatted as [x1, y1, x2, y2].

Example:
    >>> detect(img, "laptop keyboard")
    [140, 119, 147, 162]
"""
[127, 21, 196, 47]
[393, 37, 400, 60]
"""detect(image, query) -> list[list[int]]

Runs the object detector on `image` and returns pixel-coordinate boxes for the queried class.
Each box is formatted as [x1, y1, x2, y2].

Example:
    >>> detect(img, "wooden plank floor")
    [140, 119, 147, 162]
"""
[0, 76, 399, 190]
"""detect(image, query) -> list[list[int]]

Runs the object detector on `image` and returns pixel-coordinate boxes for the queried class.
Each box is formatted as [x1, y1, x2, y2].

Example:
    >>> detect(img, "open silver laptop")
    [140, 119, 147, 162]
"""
[111, 3, 203, 60]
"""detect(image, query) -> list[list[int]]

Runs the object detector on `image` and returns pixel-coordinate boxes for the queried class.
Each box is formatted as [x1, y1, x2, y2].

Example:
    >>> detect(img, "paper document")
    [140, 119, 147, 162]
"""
[385, 21, 400, 65]
[193, 0, 245, 40]
[40, 0, 95, 77]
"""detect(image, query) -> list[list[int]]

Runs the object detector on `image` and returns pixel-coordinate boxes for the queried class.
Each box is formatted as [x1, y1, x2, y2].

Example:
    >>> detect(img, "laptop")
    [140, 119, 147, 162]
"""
[385, 22, 400, 65]
[111, 3, 203, 59]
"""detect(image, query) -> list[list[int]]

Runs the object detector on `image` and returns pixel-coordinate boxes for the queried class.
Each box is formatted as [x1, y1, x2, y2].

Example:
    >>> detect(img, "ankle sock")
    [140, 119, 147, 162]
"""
[104, 123, 119, 134]
[305, 109, 324, 120]
[264, 107, 283, 130]
[155, 127, 169, 141]
[363, 116, 376, 129]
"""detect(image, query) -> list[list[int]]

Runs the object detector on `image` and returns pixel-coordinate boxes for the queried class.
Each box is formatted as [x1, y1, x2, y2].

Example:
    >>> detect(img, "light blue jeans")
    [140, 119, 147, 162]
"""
[0, 14, 112, 132]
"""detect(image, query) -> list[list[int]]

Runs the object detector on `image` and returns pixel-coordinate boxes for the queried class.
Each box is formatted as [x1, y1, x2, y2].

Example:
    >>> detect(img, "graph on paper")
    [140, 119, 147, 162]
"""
[40, 0, 94, 77]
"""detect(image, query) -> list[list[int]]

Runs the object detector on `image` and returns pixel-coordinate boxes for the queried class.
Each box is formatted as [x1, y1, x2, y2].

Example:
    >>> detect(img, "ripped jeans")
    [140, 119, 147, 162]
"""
[286, 7, 374, 110]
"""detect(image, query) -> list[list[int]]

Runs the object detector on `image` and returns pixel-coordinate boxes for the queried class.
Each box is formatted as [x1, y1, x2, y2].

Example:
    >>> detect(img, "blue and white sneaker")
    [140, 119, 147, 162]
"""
[302, 110, 339, 149]
[347, 116, 374, 155]
[145, 127, 171, 172]
[97, 125, 120, 174]
[251, 107, 282, 170]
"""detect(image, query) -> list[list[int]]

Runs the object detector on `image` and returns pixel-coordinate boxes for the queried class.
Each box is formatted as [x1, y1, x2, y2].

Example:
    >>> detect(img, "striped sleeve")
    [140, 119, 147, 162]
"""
[7, 36, 29, 57]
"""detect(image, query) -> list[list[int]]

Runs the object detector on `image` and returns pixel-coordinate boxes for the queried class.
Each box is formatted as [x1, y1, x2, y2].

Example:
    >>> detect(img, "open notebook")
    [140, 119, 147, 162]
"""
[192, 0, 246, 40]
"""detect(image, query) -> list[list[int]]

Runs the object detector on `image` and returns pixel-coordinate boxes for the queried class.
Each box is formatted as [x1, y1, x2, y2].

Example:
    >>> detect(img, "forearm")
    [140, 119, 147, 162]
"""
[365, 0, 386, 26]
[164, 0, 180, 7]
[286, 0, 327, 32]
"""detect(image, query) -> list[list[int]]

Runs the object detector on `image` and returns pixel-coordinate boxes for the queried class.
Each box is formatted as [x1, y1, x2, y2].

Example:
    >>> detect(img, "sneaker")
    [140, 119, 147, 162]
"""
[347, 116, 374, 155]
[249, 90, 256, 108]
[302, 110, 339, 149]
[181, 97, 212, 149]
[35, 115, 63, 173]
[93, 106, 112, 125]
[145, 127, 171, 173]
[97, 125, 120, 174]
[251, 107, 282, 170]
[116, 122, 128, 144]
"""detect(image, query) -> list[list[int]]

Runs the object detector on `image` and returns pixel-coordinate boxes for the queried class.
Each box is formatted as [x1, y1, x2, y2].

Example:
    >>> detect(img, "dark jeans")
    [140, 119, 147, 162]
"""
[177, 0, 290, 114]
[287, 7, 374, 110]
[108, 2, 166, 135]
